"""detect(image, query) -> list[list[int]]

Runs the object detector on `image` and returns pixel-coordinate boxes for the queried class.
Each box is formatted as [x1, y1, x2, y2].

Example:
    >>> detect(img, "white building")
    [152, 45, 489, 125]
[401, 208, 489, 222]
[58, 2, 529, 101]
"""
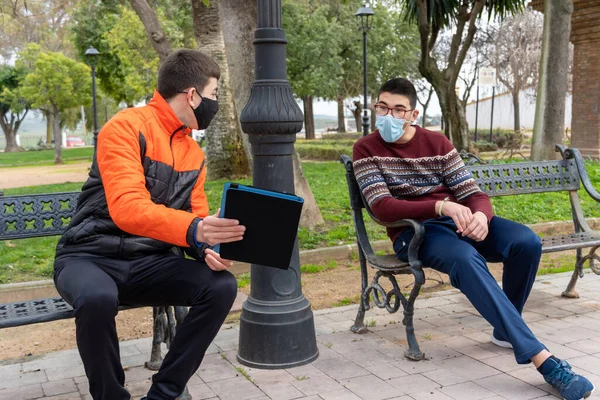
[465, 87, 572, 131]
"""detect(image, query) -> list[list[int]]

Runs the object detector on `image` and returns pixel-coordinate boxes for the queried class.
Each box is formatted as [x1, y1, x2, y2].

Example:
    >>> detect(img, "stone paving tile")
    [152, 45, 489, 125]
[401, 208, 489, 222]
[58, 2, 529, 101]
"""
[289, 373, 345, 397]
[565, 337, 600, 355]
[317, 388, 362, 400]
[196, 353, 240, 383]
[41, 392, 81, 399]
[1, 370, 48, 390]
[438, 381, 497, 400]
[45, 364, 85, 382]
[387, 374, 440, 395]
[364, 362, 408, 380]
[340, 374, 403, 400]
[409, 389, 454, 399]
[187, 382, 217, 400]
[41, 379, 76, 397]
[537, 326, 600, 345]
[206, 376, 265, 400]
[479, 354, 523, 372]
[253, 382, 304, 400]
[312, 355, 370, 381]
[476, 374, 549, 400]
[0, 383, 43, 400]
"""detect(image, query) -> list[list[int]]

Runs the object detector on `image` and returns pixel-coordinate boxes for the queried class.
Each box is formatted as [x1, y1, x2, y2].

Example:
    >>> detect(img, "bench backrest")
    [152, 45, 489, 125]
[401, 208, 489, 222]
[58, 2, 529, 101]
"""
[468, 159, 581, 197]
[0, 192, 79, 240]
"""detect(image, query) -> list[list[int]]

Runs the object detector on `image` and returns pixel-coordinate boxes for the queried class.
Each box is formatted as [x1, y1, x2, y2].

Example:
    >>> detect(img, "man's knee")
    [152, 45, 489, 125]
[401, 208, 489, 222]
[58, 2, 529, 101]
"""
[512, 226, 542, 256]
[210, 271, 238, 309]
[73, 290, 118, 318]
[190, 270, 238, 311]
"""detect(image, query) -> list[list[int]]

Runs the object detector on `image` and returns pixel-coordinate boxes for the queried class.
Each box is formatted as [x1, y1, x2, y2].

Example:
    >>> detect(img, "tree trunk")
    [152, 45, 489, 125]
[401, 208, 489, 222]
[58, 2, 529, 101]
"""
[0, 113, 21, 152]
[435, 84, 469, 150]
[191, 0, 250, 179]
[302, 95, 315, 140]
[422, 105, 428, 128]
[512, 90, 521, 133]
[128, 0, 172, 61]
[219, 0, 323, 228]
[46, 111, 52, 144]
[53, 109, 63, 164]
[220, 0, 255, 168]
[352, 102, 362, 134]
[293, 151, 325, 228]
[3, 130, 20, 152]
[336, 94, 346, 133]
[531, 0, 573, 160]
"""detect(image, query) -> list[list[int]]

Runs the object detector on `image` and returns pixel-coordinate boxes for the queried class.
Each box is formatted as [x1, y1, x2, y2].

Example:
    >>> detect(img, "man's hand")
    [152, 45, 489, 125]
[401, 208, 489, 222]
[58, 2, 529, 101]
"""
[196, 209, 245, 246]
[462, 211, 489, 241]
[204, 248, 234, 271]
[438, 201, 474, 233]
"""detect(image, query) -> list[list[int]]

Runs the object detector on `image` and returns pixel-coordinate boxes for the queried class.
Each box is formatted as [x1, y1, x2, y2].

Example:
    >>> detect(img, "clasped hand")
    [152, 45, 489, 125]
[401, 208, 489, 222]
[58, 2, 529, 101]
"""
[195, 209, 246, 271]
[438, 201, 488, 242]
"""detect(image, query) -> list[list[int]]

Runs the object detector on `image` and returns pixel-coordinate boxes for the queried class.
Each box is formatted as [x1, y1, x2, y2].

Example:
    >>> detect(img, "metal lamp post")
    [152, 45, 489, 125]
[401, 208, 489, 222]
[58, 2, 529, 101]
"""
[236, 0, 319, 369]
[85, 46, 100, 150]
[355, 4, 375, 137]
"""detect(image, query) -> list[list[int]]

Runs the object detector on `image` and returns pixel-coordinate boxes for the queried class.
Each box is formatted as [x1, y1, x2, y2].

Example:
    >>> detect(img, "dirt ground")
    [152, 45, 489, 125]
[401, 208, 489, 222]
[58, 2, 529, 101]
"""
[0, 162, 91, 189]
[0, 251, 577, 363]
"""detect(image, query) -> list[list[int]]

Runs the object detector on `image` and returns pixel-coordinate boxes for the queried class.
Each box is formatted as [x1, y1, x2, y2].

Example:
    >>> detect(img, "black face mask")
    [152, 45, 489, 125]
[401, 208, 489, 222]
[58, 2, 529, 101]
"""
[192, 95, 219, 130]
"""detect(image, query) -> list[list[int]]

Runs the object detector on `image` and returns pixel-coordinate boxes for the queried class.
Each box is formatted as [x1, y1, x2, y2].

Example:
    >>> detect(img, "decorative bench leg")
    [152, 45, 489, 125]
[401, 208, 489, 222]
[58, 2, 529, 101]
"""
[562, 245, 600, 298]
[351, 247, 369, 334]
[403, 282, 424, 361]
[146, 306, 168, 370]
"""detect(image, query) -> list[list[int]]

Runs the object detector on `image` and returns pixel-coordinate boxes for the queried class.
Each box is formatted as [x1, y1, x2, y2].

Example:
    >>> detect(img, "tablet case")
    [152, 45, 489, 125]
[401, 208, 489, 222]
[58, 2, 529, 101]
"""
[213, 183, 304, 269]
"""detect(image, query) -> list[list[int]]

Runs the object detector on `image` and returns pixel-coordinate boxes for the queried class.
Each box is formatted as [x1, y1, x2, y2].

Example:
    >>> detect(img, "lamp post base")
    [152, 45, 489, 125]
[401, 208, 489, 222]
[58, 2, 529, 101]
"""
[237, 294, 319, 369]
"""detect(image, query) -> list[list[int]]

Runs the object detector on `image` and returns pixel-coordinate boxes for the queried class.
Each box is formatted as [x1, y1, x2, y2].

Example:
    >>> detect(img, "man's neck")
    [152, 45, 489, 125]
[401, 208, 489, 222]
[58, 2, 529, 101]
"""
[395, 125, 417, 144]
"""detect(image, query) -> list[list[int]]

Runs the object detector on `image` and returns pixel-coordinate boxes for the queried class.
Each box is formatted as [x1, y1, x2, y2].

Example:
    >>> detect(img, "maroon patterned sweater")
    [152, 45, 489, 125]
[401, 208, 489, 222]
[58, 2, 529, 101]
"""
[352, 126, 494, 242]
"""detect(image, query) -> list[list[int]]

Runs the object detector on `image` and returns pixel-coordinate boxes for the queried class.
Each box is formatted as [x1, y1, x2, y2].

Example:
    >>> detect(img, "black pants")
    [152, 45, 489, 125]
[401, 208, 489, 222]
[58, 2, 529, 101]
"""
[54, 252, 238, 400]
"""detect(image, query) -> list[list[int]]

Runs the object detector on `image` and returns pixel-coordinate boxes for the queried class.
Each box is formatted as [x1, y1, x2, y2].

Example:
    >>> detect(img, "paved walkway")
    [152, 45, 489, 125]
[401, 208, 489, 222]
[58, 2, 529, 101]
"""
[1, 271, 600, 400]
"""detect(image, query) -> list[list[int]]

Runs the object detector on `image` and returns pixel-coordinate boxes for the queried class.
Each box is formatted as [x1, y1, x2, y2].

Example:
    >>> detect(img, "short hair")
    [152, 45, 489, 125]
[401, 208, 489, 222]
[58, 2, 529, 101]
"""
[157, 49, 221, 100]
[378, 78, 418, 109]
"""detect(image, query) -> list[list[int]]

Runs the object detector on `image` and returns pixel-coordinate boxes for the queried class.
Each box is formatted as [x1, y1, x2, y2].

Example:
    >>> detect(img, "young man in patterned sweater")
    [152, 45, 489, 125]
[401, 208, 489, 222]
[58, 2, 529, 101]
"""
[353, 78, 594, 400]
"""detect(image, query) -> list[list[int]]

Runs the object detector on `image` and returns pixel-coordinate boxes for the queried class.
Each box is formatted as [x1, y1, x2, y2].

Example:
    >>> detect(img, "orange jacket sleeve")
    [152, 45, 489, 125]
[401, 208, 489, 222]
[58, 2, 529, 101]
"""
[190, 156, 210, 218]
[97, 119, 197, 247]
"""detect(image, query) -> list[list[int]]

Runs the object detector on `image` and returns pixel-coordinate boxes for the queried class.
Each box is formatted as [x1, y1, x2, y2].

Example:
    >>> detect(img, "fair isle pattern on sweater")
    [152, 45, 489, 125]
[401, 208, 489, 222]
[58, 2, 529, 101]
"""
[353, 148, 482, 207]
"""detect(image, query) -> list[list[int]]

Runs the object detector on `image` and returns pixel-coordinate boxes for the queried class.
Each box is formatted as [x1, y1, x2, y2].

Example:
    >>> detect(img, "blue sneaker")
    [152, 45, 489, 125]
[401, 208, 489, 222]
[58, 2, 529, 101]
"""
[542, 358, 595, 400]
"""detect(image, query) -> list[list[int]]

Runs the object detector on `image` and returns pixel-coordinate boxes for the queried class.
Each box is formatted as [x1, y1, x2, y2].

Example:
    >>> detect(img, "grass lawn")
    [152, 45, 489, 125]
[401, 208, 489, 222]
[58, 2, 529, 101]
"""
[2, 160, 600, 284]
[0, 147, 94, 167]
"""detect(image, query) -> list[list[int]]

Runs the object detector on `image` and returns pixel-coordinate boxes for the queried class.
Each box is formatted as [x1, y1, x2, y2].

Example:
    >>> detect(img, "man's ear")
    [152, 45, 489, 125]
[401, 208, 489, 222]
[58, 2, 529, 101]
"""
[411, 109, 420, 123]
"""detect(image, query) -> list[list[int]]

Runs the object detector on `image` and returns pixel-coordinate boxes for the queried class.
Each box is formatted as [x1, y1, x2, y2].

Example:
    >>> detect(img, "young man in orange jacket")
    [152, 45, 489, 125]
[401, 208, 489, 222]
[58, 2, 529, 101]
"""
[53, 49, 245, 400]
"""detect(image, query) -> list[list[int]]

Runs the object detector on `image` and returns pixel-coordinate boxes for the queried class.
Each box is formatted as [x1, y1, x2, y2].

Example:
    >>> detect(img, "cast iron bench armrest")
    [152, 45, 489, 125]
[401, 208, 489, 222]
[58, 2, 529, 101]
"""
[558, 144, 600, 203]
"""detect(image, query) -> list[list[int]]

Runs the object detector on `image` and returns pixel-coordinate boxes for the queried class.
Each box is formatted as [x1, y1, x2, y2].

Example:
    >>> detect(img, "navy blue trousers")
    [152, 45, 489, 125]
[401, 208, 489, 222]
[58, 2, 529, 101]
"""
[394, 216, 546, 364]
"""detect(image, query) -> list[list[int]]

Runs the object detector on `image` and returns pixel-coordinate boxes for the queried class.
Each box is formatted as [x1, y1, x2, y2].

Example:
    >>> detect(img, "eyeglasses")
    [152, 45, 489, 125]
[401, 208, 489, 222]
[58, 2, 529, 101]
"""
[374, 104, 413, 120]
[180, 88, 218, 101]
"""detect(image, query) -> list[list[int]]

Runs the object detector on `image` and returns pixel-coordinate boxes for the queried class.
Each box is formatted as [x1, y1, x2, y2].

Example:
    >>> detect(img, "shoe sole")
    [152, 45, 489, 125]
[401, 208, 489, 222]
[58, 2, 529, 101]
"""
[562, 384, 595, 400]
[491, 335, 513, 349]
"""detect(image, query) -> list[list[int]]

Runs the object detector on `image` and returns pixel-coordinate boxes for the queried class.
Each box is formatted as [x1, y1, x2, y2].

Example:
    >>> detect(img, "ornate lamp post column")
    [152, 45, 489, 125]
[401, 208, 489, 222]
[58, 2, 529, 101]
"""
[236, 0, 319, 369]
[355, 4, 374, 137]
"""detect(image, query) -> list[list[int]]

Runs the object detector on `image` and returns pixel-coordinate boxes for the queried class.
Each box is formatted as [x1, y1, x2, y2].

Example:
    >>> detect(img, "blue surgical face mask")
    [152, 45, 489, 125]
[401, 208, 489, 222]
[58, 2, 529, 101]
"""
[376, 114, 409, 143]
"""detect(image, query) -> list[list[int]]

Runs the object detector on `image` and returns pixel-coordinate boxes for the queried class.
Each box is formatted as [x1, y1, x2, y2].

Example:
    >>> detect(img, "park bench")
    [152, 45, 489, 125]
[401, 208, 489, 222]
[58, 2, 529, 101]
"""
[0, 191, 191, 399]
[340, 144, 600, 361]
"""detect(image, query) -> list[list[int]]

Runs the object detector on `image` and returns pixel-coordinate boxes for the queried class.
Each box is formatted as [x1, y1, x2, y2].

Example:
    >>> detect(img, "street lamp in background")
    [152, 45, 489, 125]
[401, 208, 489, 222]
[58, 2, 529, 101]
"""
[355, 4, 374, 137]
[85, 46, 100, 150]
